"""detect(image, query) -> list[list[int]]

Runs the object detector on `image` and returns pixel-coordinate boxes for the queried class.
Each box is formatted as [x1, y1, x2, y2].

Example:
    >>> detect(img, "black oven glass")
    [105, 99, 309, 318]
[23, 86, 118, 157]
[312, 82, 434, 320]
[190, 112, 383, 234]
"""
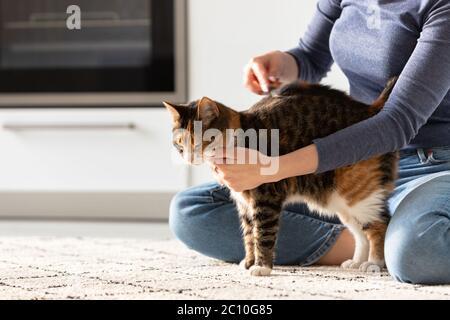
[0, 0, 174, 92]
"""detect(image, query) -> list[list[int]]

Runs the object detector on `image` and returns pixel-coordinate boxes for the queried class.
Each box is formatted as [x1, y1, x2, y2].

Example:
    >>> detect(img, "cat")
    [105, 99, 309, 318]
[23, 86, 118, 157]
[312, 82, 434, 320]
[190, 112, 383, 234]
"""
[164, 78, 398, 276]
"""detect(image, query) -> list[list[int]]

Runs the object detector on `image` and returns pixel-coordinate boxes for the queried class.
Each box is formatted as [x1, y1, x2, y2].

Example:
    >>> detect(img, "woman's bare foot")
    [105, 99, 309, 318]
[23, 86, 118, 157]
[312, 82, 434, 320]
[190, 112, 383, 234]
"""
[317, 228, 355, 266]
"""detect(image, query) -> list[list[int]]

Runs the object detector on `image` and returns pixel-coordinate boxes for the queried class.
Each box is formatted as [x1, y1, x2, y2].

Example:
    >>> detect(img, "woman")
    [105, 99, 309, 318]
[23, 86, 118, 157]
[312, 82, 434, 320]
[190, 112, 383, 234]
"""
[170, 0, 450, 284]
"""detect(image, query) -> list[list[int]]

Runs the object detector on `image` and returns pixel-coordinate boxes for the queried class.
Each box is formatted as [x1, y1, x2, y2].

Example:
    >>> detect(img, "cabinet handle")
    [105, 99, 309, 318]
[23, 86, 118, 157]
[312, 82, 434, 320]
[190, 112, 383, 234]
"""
[2, 122, 137, 131]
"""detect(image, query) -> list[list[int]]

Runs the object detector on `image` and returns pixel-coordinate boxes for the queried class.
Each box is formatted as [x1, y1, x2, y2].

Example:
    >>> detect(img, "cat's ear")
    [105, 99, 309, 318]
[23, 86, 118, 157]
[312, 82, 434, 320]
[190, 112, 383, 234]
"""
[163, 101, 184, 124]
[197, 97, 219, 126]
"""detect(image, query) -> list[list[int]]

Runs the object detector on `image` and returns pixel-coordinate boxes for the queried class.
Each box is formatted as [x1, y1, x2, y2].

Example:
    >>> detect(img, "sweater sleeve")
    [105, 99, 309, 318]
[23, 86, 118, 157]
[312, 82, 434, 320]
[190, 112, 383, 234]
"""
[313, 1, 450, 173]
[287, 0, 342, 83]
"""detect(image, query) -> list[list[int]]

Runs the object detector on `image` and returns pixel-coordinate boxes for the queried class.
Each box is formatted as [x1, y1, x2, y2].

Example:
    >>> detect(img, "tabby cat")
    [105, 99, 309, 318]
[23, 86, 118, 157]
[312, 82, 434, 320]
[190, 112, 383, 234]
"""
[164, 78, 398, 276]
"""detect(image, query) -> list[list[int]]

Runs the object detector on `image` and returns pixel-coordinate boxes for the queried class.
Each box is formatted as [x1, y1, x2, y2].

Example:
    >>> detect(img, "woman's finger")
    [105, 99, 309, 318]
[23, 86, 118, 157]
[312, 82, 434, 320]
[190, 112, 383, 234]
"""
[243, 64, 263, 94]
[251, 60, 270, 93]
[211, 147, 257, 165]
[214, 163, 226, 171]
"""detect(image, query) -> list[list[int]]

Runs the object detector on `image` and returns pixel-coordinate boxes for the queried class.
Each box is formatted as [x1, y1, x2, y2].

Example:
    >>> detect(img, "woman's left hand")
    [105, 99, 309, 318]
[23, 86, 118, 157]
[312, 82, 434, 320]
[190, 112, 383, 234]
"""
[208, 147, 279, 192]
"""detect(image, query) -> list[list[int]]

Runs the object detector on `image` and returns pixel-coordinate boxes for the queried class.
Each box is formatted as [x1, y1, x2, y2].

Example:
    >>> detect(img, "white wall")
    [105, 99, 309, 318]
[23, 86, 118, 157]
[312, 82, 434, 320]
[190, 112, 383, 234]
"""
[188, 0, 349, 185]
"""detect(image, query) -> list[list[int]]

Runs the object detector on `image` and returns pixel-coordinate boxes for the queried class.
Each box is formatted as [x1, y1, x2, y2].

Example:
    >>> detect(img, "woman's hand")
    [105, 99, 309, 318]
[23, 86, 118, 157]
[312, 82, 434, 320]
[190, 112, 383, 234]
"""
[243, 50, 299, 95]
[208, 145, 319, 192]
[208, 147, 279, 192]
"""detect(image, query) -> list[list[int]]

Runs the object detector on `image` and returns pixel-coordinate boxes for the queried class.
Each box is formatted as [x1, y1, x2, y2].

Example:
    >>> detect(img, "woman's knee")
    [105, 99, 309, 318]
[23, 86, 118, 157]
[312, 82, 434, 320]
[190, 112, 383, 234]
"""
[168, 190, 188, 240]
[168, 183, 214, 243]
[168, 183, 244, 263]
[385, 224, 422, 284]
[385, 210, 450, 284]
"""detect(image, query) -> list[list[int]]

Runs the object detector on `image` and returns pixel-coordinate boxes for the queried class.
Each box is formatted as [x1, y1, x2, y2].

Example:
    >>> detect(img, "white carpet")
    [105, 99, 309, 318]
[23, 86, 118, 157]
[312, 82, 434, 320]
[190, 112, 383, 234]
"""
[0, 237, 449, 300]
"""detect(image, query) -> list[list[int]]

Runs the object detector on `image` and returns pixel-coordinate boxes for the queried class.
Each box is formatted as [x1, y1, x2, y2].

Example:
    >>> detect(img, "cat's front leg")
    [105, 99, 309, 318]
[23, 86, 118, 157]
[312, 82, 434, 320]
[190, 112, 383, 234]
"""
[340, 217, 369, 270]
[359, 220, 388, 272]
[250, 202, 282, 277]
[340, 209, 388, 273]
[237, 203, 255, 270]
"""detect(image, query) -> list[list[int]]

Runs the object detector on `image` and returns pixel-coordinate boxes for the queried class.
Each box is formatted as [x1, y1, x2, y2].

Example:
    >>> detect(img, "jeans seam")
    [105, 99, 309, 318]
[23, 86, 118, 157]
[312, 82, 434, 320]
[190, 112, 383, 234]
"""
[283, 210, 342, 227]
[208, 185, 227, 195]
[300, 224, 344, 266]
[439, 187, 450, 211]
[209, 185, 232, 204]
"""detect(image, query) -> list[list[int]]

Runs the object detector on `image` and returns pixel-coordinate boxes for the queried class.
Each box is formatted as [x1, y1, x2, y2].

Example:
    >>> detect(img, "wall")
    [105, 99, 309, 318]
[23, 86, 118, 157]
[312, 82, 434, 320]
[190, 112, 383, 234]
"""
[0, 1, 349, 218]
[188, 0, 349, 185]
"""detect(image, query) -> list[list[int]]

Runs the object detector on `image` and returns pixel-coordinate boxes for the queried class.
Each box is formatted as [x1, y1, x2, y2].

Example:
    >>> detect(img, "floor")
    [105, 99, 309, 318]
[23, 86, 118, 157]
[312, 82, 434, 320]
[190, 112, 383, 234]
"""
[0, 220, 449, 300]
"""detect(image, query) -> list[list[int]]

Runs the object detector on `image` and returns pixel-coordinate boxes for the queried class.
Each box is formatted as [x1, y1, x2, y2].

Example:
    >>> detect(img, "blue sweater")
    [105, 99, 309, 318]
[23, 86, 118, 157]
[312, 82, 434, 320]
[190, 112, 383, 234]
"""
[288, 0, 450, 173]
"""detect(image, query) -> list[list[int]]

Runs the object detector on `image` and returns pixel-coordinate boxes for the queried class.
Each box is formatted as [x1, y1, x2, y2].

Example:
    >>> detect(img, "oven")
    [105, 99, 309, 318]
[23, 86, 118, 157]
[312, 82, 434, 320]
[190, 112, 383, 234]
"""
[0, 0, 186, 107]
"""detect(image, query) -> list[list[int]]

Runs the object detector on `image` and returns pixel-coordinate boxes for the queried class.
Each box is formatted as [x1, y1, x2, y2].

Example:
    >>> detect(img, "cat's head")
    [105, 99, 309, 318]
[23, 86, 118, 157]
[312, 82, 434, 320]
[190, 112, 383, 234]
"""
[163, 97, 240, 165]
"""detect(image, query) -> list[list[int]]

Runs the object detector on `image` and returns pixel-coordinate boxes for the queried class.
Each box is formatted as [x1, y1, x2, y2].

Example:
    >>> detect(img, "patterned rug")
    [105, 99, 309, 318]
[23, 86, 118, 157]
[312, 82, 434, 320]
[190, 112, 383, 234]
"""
[0, 237, 448, 300]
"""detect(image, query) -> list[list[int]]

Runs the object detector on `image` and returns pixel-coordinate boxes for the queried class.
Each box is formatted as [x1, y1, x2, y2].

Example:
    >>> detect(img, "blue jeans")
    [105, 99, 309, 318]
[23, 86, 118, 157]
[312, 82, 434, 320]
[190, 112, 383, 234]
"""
[169, 147, 450, 284]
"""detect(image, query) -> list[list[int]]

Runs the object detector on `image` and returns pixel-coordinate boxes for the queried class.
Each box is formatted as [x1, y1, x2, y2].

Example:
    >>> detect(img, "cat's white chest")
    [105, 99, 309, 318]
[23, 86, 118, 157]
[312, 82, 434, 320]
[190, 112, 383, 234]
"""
[285, 190, 386, 225]
[284, 194, 340, 218]
[230, 190, 248, 207]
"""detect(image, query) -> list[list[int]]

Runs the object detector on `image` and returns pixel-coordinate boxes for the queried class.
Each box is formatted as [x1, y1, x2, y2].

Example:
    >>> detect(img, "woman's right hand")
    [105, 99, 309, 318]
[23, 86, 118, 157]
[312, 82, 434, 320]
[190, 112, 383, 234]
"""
[243, 50, 299, 95]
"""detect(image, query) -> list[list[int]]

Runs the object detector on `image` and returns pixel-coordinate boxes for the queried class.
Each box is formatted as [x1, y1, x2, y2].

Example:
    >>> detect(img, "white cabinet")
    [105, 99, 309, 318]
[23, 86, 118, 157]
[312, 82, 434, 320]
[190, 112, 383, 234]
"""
[0, 108, 188, 219]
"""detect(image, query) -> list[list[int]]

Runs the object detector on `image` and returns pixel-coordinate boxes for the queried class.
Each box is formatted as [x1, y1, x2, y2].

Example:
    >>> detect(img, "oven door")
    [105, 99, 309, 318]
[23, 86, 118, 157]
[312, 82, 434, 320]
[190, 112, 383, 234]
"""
[0, 0, 186, 107]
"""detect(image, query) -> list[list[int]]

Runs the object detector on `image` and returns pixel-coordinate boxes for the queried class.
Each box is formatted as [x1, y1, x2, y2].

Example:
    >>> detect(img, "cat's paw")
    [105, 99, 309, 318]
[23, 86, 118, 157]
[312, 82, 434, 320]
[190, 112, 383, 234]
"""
[341, 259, 363, 269]
[359, 261, 384, 273]
[239, 259, 253, 270]
[249, 265, 272, 277]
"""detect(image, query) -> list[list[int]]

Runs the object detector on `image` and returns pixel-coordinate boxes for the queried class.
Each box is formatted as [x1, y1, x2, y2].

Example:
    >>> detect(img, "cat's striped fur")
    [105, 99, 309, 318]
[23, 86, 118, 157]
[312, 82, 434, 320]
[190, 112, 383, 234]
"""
[164, 78, 398, 276]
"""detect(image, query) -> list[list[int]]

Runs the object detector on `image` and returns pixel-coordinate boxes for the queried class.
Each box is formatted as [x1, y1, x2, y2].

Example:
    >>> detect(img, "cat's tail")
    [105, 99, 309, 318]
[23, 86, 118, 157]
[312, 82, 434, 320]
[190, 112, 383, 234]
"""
[370, 76, 399, 114]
